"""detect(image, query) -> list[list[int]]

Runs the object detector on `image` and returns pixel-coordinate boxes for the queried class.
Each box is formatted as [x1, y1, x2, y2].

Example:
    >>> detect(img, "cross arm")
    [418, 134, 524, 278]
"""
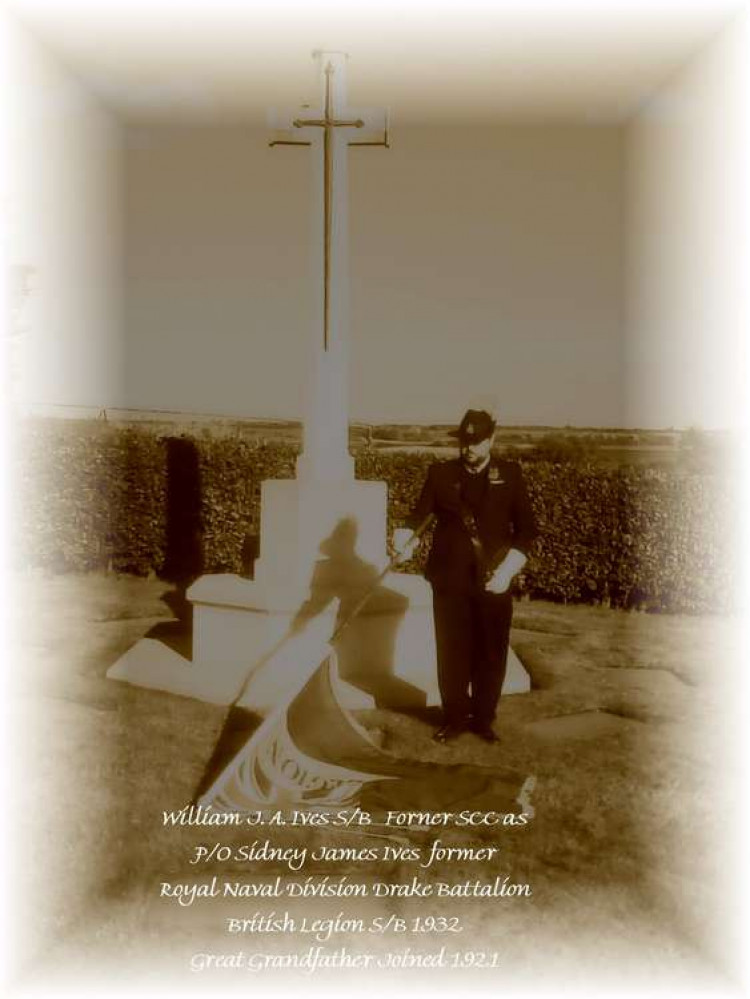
[267, 107, 314, 147]
[348, 109, 390, 149]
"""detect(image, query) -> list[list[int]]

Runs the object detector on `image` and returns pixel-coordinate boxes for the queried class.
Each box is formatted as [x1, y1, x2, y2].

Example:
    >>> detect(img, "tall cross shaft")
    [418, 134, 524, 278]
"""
[269, 51, 388, 484]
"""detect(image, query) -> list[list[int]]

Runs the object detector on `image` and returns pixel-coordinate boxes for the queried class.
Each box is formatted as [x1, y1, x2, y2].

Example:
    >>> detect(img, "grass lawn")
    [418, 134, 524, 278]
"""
[5, 572, 745, 994]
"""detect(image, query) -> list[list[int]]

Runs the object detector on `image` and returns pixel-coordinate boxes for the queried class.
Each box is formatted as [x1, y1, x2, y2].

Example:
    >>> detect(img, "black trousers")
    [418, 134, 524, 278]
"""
[431, 587, 513, 727]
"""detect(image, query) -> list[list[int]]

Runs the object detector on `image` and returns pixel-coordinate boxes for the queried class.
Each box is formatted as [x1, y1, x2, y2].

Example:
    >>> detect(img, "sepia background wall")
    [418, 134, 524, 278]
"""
[4, 10, 746, 431]
[625, 15, 747, 431]
[3, 17, 124, 410]
[122, 121, 625, 425]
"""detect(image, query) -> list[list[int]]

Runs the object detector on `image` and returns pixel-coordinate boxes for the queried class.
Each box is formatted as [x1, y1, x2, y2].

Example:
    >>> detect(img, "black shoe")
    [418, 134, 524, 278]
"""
[472, 723, 500, 744]
[432, 724, 465, 744]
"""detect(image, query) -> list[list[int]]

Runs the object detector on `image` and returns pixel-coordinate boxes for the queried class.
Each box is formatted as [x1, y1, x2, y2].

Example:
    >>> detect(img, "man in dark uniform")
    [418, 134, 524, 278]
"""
[393, 409, 536, 743]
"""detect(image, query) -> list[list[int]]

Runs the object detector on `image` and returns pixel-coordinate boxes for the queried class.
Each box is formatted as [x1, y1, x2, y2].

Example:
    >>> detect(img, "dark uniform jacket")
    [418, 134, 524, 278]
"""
[406, 457, 537, 591]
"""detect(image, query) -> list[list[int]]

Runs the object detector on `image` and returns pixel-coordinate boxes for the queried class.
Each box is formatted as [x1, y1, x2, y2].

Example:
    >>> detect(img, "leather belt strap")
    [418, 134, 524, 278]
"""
[457, 498, 490, 581]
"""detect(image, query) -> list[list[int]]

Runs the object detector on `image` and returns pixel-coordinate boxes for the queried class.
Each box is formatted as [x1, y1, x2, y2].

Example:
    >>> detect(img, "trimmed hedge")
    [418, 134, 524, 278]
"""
[13, 420, 737, 614]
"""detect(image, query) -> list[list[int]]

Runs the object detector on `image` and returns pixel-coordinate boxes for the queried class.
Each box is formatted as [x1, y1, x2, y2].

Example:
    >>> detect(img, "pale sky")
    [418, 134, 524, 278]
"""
[6, 3, 748, 429]
[117, 121, 625, 427]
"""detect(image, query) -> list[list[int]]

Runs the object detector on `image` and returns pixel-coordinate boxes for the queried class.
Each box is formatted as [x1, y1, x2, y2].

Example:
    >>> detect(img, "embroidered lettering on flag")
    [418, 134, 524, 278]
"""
[200, 653, 395, 811]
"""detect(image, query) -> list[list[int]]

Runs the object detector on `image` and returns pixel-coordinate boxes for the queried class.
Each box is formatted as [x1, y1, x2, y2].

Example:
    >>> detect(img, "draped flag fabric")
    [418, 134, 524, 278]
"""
[198, 644, 532, 817]
[199, 652, 398, 811]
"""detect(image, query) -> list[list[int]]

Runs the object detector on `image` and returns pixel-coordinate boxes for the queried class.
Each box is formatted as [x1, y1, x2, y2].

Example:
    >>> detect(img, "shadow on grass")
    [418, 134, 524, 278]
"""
[143, 586, 194, 659]
[190, 705, 264, 803]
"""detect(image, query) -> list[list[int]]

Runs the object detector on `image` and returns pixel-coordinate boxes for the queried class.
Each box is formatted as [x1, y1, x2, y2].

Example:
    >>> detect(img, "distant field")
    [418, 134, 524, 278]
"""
[18, 409, 733, 470]
[373, 439, 694, 469]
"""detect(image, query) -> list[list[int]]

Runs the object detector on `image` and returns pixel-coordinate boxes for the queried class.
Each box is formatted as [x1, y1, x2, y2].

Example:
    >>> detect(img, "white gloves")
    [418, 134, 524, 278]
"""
[393, 529, 526, 591]
[485, 548, 527, 594]
[392, 527, 420, 564]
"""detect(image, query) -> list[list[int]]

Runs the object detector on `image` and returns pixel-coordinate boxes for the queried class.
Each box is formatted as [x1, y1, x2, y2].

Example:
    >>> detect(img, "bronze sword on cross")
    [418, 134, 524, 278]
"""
[270, 57, 389, 352]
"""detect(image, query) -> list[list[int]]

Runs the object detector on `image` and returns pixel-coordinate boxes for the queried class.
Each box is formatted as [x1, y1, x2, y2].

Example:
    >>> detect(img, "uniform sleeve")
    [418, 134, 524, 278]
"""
[510, 463, 537, 556]
[405, 463, 437, 532]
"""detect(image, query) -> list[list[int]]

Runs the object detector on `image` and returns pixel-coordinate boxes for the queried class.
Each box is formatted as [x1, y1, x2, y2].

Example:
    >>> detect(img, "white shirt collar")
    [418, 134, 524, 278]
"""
[463, 456, 491, 476]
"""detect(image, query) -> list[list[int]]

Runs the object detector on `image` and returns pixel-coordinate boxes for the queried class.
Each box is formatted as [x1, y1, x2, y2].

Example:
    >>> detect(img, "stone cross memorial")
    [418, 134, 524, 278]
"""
[257, 50, 389, 585]
[107, 51, 530, 710]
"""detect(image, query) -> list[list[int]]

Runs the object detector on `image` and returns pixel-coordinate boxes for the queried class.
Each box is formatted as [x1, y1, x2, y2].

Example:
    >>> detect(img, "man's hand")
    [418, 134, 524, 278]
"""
[485, 548, 527, 594]
[485, 567, 514, 594]
[392, 527, 420, 564]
